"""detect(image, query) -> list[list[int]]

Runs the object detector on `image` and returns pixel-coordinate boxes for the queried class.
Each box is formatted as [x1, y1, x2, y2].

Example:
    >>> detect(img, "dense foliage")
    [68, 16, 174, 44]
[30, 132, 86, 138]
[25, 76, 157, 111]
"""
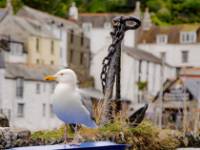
[0, 0, 200, 25]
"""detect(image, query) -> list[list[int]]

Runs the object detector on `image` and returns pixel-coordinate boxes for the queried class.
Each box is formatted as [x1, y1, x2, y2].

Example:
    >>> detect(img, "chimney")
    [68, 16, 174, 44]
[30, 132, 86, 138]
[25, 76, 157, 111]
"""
[142, 7, 152, 31]
[6, 0, 13, 15]
[68, 2, 78, 21]
[134, 1, 141, 19]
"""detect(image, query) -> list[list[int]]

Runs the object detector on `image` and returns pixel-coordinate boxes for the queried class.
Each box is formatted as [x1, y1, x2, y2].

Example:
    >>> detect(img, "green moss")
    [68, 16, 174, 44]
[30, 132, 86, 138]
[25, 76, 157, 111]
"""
[31, 125, 74, 141]
[31, 121, 181, 150]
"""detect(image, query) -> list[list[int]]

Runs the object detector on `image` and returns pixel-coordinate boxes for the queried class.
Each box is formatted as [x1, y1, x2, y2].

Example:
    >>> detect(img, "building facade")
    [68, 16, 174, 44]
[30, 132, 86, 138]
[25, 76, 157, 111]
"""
[0, 13, 60, 66]
[138, 21, 200, 68]
[17, 6, 83, 68]
[0, 61, 63, 130]
[78, 3, 176, 103]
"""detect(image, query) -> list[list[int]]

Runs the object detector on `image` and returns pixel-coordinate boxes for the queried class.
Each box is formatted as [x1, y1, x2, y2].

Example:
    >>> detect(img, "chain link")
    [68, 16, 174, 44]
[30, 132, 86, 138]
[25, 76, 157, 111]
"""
[100, 16, 141, 94]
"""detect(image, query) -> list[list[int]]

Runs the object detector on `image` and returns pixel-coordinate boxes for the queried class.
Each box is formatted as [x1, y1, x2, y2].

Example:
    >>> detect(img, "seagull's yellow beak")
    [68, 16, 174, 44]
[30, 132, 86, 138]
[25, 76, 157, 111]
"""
[44, 75, 56, 81]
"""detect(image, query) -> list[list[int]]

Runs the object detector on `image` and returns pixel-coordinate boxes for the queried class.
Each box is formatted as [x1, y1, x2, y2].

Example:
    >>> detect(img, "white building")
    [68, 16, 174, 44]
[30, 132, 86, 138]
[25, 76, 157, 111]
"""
[138, 24, 200, 68]
[79, 3, 176, 103]
[17, 5, 81, 68]
[0, 54, 62, 131]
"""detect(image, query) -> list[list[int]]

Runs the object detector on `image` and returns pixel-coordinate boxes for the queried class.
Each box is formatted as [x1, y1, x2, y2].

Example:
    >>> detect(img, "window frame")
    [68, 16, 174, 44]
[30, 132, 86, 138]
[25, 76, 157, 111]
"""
[156, 34, 168, 44]
[180, 32, 196, 44]
[17, 103, 25, 118]
[16, 77, 24, 98]
[36, 83, 41, 94]
[181, 50, 189, 63]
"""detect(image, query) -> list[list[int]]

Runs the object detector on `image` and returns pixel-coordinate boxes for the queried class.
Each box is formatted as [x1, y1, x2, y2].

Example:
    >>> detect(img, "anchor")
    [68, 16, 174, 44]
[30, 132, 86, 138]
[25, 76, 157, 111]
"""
[100, 16, 148, 126]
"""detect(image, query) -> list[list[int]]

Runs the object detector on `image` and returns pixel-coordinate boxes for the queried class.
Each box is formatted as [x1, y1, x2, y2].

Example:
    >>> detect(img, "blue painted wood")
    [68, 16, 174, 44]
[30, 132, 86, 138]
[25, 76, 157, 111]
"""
[10, 141, 128, 150]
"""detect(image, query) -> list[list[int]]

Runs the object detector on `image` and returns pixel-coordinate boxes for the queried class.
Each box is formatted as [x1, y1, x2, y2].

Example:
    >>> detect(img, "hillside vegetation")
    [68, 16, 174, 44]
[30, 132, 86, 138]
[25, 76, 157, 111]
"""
[0, 0, 200, 25]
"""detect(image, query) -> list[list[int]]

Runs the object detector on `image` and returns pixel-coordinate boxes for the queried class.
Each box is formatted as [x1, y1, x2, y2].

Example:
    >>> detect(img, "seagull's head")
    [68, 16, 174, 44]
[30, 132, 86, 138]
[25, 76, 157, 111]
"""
[44, 69, 78, 85]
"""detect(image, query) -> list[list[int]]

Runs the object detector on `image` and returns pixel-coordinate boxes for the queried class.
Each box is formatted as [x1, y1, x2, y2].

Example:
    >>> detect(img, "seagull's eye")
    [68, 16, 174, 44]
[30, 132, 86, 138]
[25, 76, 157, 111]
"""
[60, 73, 64, 76]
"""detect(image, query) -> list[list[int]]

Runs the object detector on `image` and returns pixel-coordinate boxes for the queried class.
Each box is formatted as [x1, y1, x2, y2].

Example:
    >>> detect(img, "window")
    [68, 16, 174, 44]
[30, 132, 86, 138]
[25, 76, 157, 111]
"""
[36, 59, 40, 64]
[80, 52, 84, 65]
[43, 83, 46, 92]
[182, 51, 189, 63]
[50, 104, 54, 117]
[104, 22, 111, 29]
[160, 52, 166, 61]
[156, 34, 168, 44]
[36, 83, 40, 94]
[82, 22, 92, 33]
[180, 32, 196, 43]
[70, 49, 74, 63]
[36, 38, 39, 52]
[17, 103, 24, 117]
[70, 30, 74, 43]
[81, 33, 84, 46]
[42, 103, 46, 117]
[50, 83, 55, 93]
[51, 40, 54, 54]
[16, 78, 24, 98]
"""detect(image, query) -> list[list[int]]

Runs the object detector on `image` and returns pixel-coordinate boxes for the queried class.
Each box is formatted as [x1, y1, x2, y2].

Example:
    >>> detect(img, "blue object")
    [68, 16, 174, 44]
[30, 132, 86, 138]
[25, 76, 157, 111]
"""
[10, 141, 128, 150]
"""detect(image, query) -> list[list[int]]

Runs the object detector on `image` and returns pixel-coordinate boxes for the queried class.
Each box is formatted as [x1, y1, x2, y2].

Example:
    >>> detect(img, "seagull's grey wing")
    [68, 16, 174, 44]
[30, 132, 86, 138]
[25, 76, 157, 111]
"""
[76, 88, 94, 118]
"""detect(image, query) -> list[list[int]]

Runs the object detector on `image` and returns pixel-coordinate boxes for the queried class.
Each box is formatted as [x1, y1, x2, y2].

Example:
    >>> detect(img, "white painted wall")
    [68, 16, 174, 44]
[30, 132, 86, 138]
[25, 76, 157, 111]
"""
[1, 78, 62, 131]
[87, 26, 176, 103]
[138, 43, 200, 67]
[90, 41, 176, 103]
[4, 51, 27, 63]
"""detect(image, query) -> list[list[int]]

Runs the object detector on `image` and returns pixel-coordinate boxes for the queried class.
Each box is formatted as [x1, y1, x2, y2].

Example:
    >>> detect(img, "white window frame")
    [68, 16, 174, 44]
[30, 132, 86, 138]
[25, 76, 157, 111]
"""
[181, 50, 189, 63]
[36, 83, 41, 94]
[156, 34, 168, 44]
[16, 78, 24, 98]
[42, 103, 46, 117]
[50, 104, 54, 117]
[180, 32, 196, 43]
[17, 103, 25, 118]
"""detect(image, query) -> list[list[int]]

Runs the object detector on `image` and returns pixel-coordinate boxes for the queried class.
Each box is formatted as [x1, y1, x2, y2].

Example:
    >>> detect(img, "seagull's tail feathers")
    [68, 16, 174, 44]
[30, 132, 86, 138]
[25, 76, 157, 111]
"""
[85, 121, 98, 128]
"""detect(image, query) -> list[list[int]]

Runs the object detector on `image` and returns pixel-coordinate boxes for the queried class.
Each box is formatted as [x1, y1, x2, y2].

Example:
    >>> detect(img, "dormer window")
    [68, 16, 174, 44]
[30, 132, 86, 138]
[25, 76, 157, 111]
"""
[180, 32, 196, 43]
[82, 22, 92, 33]
[156, 34, 168, 44]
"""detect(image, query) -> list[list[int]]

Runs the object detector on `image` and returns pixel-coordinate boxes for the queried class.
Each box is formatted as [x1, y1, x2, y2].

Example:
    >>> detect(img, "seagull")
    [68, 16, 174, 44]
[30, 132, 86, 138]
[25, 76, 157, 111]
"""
[44, 69, 97, 144]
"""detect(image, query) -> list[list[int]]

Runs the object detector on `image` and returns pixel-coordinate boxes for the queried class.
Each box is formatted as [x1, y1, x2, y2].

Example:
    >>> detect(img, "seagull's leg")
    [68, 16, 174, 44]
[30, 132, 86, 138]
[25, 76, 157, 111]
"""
[70, 124, 81, 145]
[64, 123, 67, 144]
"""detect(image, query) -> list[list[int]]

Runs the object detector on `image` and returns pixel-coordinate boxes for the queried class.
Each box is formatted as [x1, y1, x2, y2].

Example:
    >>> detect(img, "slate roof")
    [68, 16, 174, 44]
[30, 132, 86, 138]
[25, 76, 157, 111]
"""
[185, 79, 200, 100]
[0, 15, 58, 43]
[123, 46, 170, 66]
[153, 77, 200, 102]
[79, 12, 135, 28]
[17, 6, 80, 31]
[5, 63, 59, 81]
[79, 13, 116, 28]
[4, 63, 94, 84]
[138, 24, 200, 44]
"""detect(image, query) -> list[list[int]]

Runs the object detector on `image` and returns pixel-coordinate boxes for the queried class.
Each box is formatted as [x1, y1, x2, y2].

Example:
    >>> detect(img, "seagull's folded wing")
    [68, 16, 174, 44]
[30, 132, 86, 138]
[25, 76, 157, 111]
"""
[76, 88, 95, 121]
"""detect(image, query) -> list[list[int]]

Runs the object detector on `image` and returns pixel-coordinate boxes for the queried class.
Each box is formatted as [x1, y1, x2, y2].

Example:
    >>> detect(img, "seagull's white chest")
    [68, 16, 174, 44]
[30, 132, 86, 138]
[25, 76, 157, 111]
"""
[52, 84, 92, 125]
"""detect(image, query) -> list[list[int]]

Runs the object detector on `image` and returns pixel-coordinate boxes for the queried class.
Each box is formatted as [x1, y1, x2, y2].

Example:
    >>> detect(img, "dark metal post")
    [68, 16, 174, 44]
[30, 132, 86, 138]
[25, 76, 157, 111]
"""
[115, 42, 121, 100]
[100, 16, 141, 122]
